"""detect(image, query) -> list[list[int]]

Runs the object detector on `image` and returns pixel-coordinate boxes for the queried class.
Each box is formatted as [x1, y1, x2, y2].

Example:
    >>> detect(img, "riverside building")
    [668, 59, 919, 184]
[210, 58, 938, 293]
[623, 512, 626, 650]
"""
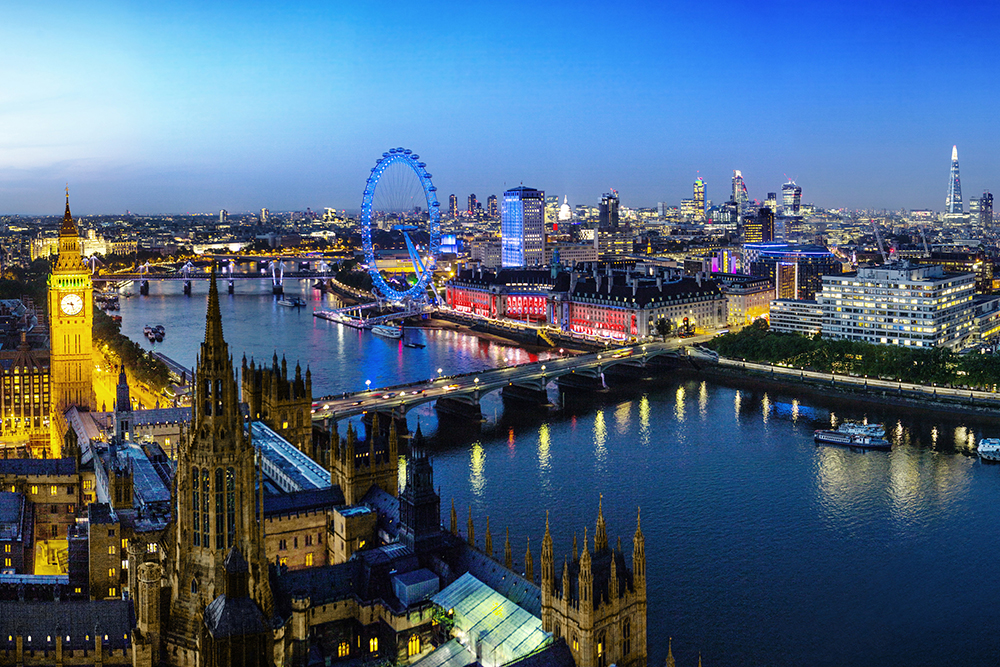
[817, 262, 976, 348]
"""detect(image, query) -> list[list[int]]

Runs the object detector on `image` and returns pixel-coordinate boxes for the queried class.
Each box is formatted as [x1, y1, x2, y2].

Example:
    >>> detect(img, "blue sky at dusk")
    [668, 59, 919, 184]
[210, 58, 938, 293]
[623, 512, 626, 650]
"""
[1, 0, 997, 214]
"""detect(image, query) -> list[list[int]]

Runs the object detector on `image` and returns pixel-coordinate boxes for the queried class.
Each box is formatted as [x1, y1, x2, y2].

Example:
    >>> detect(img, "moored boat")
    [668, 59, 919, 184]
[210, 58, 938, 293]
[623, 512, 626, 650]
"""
[978, 438, 1000, 462]
[372, 324, 403, 339]
[836, 422, 886, 438]
[277, 296, 306, 308]
[404, 342, 425, 349]
[814, 429, 891, 450]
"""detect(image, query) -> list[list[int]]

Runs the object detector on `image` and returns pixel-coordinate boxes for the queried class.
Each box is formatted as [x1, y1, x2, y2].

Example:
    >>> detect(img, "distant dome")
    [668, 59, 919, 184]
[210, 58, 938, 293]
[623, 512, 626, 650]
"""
[558, 195, 572, 222]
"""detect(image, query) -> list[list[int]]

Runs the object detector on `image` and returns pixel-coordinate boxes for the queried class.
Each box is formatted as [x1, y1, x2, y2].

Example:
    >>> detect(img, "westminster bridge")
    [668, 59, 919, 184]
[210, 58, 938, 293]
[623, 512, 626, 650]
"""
[311, 335, 714, 424]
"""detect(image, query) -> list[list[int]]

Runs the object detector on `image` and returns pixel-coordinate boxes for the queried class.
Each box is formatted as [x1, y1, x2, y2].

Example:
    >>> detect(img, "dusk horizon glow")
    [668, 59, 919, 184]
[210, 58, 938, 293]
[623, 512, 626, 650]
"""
[1, 1, 998, 215]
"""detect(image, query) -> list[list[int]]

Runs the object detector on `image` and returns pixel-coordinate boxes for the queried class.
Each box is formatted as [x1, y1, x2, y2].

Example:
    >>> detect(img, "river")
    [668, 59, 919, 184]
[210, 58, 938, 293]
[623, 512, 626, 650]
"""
[116, 276, 1000, 667]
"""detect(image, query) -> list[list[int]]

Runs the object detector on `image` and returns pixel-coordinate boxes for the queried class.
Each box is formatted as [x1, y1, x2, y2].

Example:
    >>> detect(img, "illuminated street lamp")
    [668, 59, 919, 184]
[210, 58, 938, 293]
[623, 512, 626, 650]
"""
[365, 379, 371, 392]
[437, 368, 443, 378]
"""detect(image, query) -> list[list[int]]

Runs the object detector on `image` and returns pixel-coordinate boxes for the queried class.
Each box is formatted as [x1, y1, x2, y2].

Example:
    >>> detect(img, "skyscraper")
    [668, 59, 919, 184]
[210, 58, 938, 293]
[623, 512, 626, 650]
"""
[744, 207, 774, 244]
[981, 191, 994, 230]
[487, 194, 498, 218]
[501, 186, 545, 267]
[449, 194, 458, 218]
[946, 145, 964, 215]
[732, 170, 749, 213]
[765, 192, 777, 213]
[693, 178, 706, 221]
[468, 194, 478, 216]
[781, 181, 802, 215]
[599, 190, 620, 230]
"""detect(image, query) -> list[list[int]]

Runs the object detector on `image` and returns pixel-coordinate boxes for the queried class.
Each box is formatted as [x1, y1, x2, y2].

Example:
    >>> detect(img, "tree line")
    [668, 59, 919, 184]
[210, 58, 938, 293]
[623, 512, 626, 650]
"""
[708, 320, 1000, 390]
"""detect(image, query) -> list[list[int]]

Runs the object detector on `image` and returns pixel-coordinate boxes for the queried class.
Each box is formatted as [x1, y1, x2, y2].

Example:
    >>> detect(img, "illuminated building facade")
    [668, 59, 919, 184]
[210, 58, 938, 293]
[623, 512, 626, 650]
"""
[765, 192, 777, 213]
[467, 193, 478, 216]
[448, 194, 458, 218]
[599, 191, 620, 230]
[0, 333, 50, 454]
[692, 178, 706, 221]
[501, 186, 545, 268]
[487, 194, 498, 218]
[746, 243, 843, 301]
[731, 170, 749, 214]
[743, 207, 774, 244]
[980, 191, 993, 230]
[781, 181, 802, 216]
[818, 262, 975, 348]
[48, 193, 94, 458]
[946, 145, 964, 215]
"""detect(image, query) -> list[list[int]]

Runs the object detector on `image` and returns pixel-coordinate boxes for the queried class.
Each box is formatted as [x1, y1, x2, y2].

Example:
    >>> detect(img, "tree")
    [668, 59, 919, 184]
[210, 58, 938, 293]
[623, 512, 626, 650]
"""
[655, 318, 672, 338]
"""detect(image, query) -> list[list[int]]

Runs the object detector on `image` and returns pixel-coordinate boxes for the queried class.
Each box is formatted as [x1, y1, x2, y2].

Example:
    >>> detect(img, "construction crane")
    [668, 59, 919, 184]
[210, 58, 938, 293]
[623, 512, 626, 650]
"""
[871, 219, 888, 263]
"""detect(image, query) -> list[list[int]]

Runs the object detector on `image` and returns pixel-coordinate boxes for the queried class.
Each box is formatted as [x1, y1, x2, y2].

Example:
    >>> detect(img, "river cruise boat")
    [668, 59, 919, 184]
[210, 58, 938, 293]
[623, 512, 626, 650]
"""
[836, 422, 886, 438]
[814, 429, 891, 451]
[978, 438, 1000, 462]
[371, 324, 403, 339]
[277, 296, 306, 308]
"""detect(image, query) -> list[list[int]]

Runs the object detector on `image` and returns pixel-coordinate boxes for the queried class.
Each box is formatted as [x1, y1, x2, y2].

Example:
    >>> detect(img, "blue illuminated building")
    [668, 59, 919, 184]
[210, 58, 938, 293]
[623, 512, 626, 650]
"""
[745, 242, 844, 301]
[501, 186, 545, 268]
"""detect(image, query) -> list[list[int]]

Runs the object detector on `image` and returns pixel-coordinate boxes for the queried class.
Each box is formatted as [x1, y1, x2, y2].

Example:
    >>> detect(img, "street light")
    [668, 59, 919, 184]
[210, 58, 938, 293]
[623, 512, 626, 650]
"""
[365, 379, 371, 392]
[437, 368, 443, 378]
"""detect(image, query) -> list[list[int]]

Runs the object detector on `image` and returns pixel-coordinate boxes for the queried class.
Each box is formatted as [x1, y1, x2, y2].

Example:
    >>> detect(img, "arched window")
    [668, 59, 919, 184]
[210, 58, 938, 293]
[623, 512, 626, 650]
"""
[215, 469, 224, 548]
[191, 579, 197, 594]
[369, 637, 378, 654]
[597, 632, 606, 667]
[226, 467, 236, 547]
[408, 634, 420, 656]
[192, 467, 200, 546]
[337, 641, 349, 658]
[201, 469, 210, 547]
[623, 618, 632, 656]
[203, 379, 211, 416]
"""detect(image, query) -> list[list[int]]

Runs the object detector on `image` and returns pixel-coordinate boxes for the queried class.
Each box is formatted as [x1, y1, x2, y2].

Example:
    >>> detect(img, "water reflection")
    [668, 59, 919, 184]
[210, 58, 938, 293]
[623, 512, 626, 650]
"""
[537, 424, 551, 491]
[470, 443, 486, 497]
[615, 402, 631, 435]
[761, 393, 770, 424]
[639, 396, 650, 447]
[791, 399, 799, 423]
[698, 381, 708, 420]
[733, 390, 742, 423]
[674, 386, 686, 422]
[594, 410, 608, 471]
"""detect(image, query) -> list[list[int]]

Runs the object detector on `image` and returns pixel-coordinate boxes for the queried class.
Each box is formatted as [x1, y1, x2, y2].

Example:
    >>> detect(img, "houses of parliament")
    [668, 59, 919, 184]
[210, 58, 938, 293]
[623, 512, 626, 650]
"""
[0, 198, 651, 667]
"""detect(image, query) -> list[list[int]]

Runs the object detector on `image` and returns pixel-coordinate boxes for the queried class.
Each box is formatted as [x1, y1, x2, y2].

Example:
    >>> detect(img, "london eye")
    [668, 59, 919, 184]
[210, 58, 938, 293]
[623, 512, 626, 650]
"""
[360, 148, 441, 303]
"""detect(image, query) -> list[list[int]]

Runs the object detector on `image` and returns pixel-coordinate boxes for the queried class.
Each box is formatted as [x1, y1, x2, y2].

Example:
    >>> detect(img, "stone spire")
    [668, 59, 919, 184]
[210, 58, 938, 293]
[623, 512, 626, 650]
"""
[450, 499, 457, 535]
[524, 537, 533, 581]
[573, 532, 578, 560]
[579, 527, 592, 607]
[504, 527, 512, 569]
[666, 638, 675, 667]
[204, 265, 224, 348]
[633, 507, 645, 590]
[562, 560, 570, 600]
[467, 506, 475, 547]
[60, 186, 78, 237]
[541, 511, 554, 599]
[484, 516, 493, 557]
[595, 494, 608, 552]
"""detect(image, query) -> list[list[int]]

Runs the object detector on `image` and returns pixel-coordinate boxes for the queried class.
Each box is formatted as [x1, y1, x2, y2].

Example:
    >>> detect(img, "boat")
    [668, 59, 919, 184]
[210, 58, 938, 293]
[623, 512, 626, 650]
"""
[153, 325, 165, 341]
[978, 438, 1000, 462]
[814, 429, 891, 450]
[277, 297, 306, 308]
[836, 422, 885, 438]
[371, 324, 403, 339]
[404, 342, 425, 349]
[143, 325, 157, 342]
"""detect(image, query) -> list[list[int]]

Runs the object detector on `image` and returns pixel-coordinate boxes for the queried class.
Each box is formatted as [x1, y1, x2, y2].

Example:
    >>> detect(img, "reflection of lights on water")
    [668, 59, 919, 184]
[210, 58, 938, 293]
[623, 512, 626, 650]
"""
[954, 426, 976, 451]
[674, 386, 686, 422]
[931, 426, 938, 448]
[615, 402, 631, 435]
[791, 399, 799, 423]
[594, 410, 608, 467]
[537, 423, 551, 488]
[733, 390, 741, 421]
[698, 381, 708, 419]
[762, 393, 770, 424]
[830, 412, 838, 429]
[470, 442, 486, 497]
[508, 428, 516, 454]
[639, 396, 650, 446]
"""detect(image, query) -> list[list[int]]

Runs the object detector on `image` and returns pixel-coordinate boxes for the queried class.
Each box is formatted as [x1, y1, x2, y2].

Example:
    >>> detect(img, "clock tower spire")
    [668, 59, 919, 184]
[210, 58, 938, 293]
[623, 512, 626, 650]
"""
[48, 188, 94, 458]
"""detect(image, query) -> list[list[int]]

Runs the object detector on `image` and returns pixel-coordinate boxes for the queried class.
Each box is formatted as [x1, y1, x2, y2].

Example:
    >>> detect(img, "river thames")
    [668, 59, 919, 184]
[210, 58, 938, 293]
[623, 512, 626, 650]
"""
[117, 276, 1000, 667]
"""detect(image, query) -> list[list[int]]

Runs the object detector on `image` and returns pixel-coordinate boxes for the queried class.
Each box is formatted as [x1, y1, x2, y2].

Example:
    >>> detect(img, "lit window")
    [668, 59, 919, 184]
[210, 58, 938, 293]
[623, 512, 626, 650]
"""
[109, 588, 116, 597]
[30, 486, 38, 495]
[109, 568, 116, 577]
[3, 558, 10, 567]
[369, 637, 378, 653]
[108, 546, 116, 555]
[279, 557, 287, 566]
[50, 485, 58, 495]
[305, 553, 313, 567]
[338, 641, 349, 657]
[408, 634, 420, 656]
[3, 545, 9, 553]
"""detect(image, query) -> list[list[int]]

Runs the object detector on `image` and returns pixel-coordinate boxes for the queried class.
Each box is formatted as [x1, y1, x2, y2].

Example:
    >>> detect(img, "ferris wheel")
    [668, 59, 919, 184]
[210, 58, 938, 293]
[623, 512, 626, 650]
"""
[360, 148, 441, 303]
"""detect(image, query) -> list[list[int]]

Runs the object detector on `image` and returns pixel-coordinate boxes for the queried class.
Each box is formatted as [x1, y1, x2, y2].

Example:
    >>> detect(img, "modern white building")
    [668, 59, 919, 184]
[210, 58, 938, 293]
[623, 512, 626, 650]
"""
[770, 299, 823, 336]
[500, 186, 545, 268]
[817, 262, 975, 348]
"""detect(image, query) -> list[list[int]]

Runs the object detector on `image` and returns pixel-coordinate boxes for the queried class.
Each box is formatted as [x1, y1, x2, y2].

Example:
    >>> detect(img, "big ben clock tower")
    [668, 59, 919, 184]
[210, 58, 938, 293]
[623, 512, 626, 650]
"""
[48, 190, 94, 457]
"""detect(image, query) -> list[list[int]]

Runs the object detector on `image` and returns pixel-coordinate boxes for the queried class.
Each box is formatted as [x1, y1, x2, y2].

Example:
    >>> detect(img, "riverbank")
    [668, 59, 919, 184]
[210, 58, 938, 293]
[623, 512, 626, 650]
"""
[405, 316, 591, 355]
[693, 357, 1000, 421]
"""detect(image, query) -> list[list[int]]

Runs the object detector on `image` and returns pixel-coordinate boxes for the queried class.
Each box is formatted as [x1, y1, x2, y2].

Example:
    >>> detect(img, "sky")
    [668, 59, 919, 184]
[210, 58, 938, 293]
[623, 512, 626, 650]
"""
[1, 0, 998, 215]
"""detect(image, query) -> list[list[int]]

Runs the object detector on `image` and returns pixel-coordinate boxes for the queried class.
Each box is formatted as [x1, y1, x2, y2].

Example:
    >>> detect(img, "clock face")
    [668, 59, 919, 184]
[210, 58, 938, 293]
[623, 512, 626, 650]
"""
[60, 293, 83, 316]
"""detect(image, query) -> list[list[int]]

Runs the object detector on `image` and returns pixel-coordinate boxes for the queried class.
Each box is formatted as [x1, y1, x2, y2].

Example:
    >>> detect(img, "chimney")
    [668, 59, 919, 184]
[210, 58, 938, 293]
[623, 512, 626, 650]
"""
[595, 275, 602, 293]
[632, 278, 638, 297]
[696, 272, 702, 287]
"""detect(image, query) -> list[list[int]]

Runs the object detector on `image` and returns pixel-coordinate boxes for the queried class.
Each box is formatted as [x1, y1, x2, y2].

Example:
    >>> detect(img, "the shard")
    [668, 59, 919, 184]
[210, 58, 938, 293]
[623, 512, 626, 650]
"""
[946, 145, 964, 214]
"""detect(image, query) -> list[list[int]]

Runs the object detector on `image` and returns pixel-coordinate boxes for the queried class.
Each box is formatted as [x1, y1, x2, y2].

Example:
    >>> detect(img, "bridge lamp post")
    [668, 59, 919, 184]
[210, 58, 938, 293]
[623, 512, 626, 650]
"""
[365, 379, 371, 393]
[437, 368, 443, 379]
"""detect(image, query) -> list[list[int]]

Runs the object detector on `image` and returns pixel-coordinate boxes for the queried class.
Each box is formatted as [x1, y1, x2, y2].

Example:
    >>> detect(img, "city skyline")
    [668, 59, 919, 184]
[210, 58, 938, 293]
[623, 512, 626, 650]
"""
[1, 1, 998, 214]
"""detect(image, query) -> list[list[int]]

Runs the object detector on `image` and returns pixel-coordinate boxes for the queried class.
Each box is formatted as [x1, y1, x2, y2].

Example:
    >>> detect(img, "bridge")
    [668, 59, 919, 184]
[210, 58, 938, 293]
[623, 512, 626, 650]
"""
[311, 335, 714, 423]
[91, 259, 339, 296]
